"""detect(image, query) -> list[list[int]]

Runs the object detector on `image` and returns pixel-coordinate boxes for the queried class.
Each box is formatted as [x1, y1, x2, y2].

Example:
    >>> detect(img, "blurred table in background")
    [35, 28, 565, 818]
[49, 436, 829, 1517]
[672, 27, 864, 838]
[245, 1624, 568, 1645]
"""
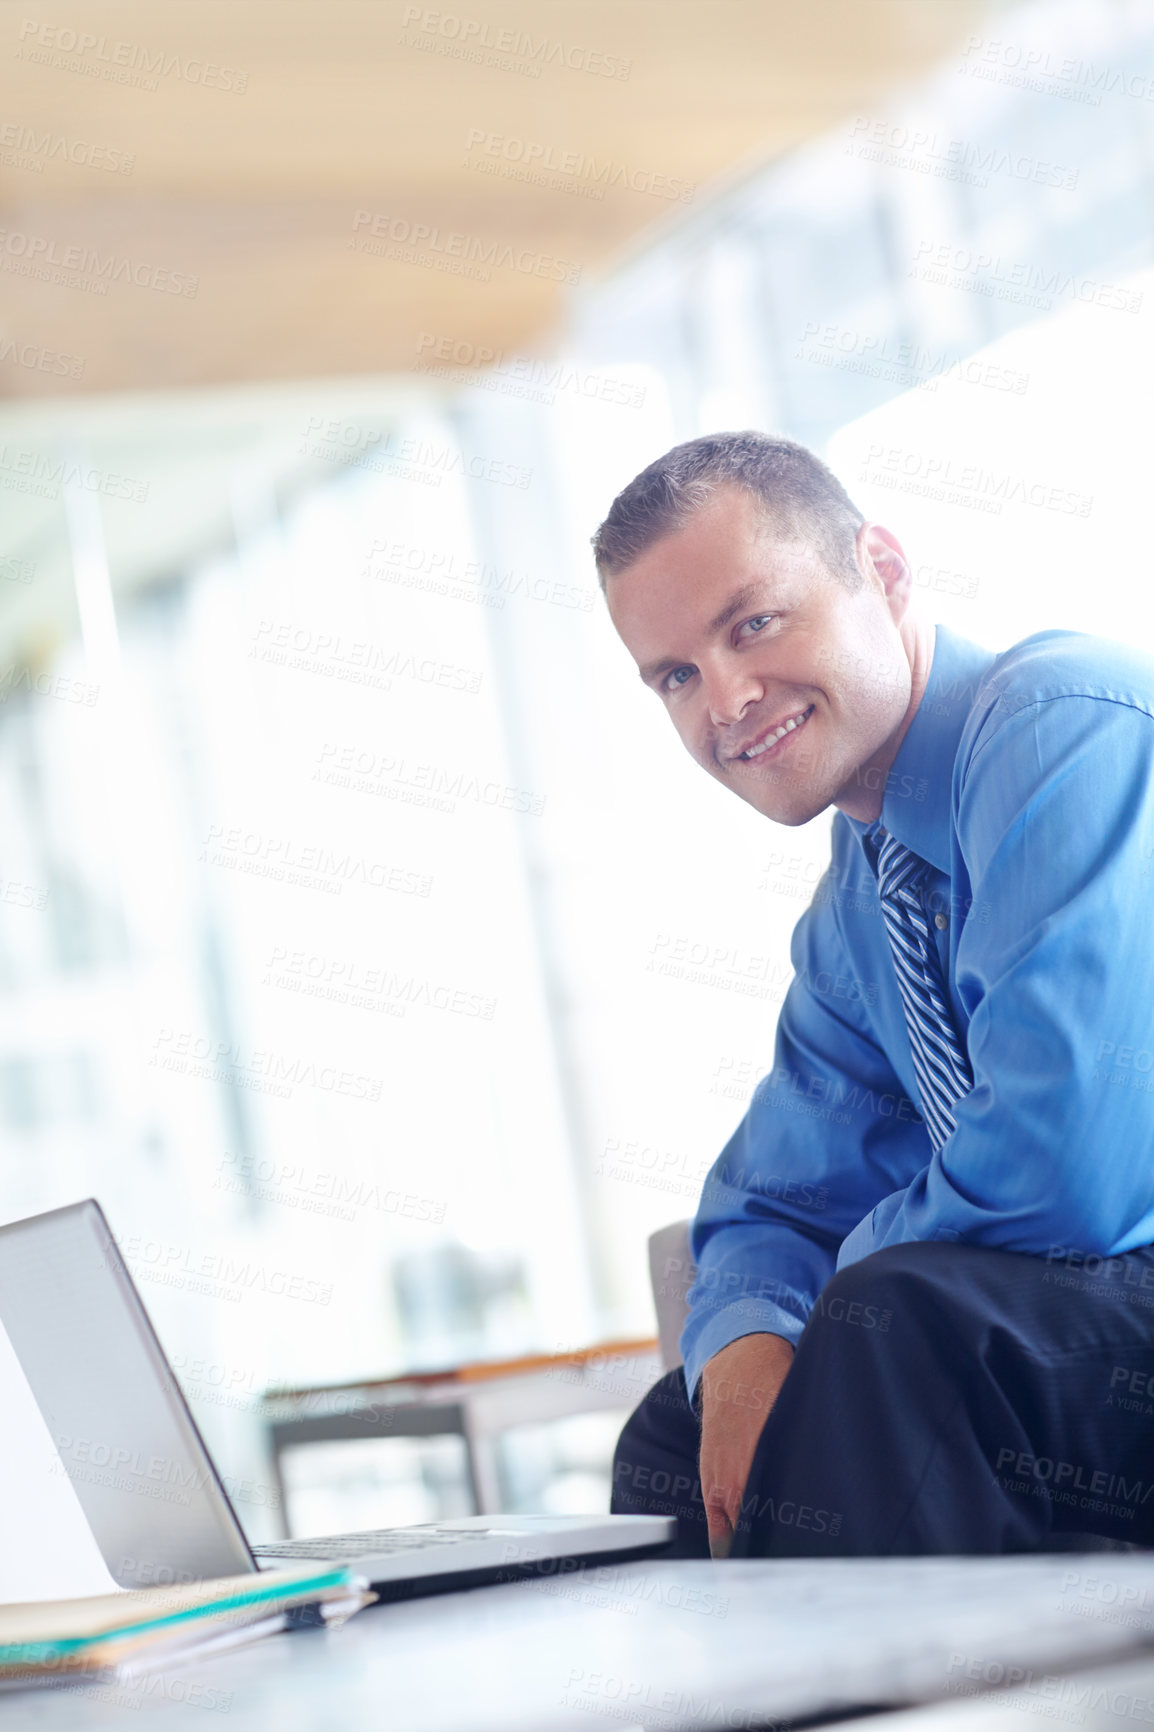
[260, 1339, 662, 1532]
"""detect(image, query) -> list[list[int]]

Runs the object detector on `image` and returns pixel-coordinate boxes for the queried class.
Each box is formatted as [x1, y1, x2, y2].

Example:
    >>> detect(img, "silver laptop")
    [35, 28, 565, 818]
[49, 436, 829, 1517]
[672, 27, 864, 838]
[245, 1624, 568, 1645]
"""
[0, 1199, 673, 1593]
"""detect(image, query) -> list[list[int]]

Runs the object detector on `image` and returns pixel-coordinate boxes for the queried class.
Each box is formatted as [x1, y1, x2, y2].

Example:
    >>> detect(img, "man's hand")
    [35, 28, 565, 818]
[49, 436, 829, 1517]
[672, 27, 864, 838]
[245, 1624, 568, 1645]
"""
[699, 1333, 795, 1558]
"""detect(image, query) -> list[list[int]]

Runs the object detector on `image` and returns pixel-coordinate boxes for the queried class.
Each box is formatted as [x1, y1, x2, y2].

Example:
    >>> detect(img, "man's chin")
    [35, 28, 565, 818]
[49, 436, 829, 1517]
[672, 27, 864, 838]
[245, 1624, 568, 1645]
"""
[744, 785, 831, 828]
[707, 753, 834, 826]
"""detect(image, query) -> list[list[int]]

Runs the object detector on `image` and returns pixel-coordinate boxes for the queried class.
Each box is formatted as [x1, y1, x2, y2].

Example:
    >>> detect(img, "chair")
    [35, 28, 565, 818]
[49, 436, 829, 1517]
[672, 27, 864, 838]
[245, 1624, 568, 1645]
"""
[647, 1218, 695, 1371]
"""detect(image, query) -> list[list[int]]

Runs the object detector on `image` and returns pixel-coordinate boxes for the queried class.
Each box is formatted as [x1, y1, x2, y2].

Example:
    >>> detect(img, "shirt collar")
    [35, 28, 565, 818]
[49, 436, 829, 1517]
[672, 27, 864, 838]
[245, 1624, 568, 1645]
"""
[842, 623, 998, 876]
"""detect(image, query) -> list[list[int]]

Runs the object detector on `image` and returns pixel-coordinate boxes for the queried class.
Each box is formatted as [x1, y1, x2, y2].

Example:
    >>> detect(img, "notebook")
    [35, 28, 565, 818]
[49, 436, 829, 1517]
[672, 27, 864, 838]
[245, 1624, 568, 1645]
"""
[0, 1566, 373, 1688]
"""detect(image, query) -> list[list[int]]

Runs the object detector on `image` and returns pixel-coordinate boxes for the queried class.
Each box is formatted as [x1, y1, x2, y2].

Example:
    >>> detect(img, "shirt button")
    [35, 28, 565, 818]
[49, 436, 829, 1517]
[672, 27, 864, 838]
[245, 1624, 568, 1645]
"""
[934, 913, 948, 930]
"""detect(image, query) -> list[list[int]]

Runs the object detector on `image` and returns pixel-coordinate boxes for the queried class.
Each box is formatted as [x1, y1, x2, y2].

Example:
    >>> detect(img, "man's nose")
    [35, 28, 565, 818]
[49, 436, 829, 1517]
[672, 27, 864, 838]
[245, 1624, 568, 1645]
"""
[704, 661, 764, 728]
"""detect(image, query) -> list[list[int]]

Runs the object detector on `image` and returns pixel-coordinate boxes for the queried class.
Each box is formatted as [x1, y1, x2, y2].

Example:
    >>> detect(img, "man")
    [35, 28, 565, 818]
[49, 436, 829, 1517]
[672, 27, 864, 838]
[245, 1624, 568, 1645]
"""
[595, 430, 1154, 1559]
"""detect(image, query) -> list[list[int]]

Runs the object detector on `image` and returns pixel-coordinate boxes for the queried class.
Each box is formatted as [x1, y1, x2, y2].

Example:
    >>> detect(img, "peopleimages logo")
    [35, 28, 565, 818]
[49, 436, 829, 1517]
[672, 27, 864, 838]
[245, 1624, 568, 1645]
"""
[413, 331, 645, 408]
[463, 129, 695, 203]
[959, 35, 1154, 105]
[151, 1026, 386, 1102]
[845, 115, 1079, 189]
[0, 337, 84, 379]
[299, 416, 532, 491]
[350, 209, 582, 285]
[0, 448, 146, 503]
[0, 226, 197, 297]
[859, 442, 1093, 518]
[399, 6, 632, 80]
[109, 1232, 334, 1307]
[0, 122, 134, 173]
[16, 18, 248, 93]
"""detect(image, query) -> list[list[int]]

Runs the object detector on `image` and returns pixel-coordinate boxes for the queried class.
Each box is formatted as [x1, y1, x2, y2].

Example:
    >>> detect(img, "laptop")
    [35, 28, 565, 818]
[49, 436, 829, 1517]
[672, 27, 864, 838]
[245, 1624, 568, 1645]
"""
[0, 1199, 673, 1596]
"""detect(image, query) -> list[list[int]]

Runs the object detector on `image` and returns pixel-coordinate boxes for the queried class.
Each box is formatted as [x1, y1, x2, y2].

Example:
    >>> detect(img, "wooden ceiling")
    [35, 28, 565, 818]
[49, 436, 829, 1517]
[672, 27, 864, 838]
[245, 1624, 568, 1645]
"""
[0, 0, 990, 398]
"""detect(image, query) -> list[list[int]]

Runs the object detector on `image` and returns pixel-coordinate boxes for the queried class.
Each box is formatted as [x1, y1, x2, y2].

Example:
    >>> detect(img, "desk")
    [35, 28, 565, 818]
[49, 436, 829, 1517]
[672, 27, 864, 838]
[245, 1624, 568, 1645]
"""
[12, 1555, 1154, 1731]
[261, 1339, 662, 1527]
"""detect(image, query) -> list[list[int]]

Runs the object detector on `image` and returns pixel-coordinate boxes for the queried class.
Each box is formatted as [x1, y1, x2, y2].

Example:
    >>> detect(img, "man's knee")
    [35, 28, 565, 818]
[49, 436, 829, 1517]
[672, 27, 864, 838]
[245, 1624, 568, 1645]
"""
[613, 1368, 696, 1458]
[808, 1243, 952, 1339]
[611, 1370, 709, 1555]
[611, 1369, 700, 1509]
[612, 1451, 701, 1510]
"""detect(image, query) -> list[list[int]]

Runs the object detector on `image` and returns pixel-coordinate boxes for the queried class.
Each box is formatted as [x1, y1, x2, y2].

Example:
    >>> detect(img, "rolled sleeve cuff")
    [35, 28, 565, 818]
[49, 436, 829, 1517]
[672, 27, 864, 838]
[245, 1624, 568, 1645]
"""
[680, 1298, 809, 1406]
[835, 1210, 880, 1271]
[835, 1189, 964, 1271]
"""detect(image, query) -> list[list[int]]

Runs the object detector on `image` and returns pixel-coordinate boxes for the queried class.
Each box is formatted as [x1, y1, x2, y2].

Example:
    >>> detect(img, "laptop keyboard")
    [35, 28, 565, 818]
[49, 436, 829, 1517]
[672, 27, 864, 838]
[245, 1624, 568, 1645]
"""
[253, 1527, 495, 1560]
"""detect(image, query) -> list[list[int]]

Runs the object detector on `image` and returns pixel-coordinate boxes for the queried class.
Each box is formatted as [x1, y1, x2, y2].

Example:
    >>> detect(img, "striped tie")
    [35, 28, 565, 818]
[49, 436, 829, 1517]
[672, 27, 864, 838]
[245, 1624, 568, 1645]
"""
[865, 823, 974, 1154]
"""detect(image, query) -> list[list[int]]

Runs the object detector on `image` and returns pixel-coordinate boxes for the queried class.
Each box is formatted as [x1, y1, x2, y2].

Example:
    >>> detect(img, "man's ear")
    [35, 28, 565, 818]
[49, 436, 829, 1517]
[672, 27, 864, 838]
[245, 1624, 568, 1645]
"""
[856, 523, 912, 614]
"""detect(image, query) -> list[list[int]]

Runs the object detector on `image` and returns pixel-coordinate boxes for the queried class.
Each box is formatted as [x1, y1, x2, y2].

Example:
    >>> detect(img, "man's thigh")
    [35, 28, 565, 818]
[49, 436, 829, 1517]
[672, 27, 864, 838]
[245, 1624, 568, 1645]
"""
[611, 1367, 710, 1557]
[736, 1240, 1154, 1554]
[969, 1240, 1154, 1541]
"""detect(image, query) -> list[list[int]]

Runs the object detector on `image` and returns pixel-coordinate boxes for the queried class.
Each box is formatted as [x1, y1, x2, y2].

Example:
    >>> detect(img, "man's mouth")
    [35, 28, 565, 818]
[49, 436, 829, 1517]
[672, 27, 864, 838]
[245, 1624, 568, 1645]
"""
[732, 703, 815, 763]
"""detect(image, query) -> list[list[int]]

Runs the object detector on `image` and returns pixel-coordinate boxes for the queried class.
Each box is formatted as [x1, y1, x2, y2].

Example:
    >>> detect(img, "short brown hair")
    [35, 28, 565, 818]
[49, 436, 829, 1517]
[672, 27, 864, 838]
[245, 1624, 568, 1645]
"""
[591, 430, 865, 590]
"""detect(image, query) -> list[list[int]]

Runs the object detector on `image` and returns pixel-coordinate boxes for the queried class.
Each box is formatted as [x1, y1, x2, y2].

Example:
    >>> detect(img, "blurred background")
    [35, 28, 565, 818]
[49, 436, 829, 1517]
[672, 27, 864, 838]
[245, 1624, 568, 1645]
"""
[2, 0, 1153, 1540]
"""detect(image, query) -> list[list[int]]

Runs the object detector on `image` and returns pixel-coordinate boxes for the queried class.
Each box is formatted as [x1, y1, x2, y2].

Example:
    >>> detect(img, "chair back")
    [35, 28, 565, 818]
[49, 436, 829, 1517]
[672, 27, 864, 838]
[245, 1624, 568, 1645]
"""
[646, 1219, 695, 1372]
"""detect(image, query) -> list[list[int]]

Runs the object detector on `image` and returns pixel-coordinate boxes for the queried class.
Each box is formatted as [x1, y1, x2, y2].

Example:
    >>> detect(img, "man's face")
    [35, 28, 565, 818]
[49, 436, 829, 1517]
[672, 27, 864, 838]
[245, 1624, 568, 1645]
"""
[604, 485, 915, 827]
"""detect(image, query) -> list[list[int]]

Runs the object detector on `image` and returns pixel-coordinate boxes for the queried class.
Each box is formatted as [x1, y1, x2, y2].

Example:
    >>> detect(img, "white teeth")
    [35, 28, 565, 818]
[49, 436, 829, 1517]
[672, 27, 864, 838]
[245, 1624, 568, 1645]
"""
[741, 705, 812, 760]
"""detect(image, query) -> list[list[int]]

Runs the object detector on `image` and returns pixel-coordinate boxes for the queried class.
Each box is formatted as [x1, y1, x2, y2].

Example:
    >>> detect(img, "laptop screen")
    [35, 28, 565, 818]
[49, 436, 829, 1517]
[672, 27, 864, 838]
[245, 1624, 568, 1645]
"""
[0, 1198, 256, 1589]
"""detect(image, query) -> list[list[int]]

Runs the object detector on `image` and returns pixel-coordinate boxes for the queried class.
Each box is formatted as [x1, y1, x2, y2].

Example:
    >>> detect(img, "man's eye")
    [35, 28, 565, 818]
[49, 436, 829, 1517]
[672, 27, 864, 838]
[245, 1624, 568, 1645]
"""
[739, 614, 774, 639]
[662, 666, 695, 693]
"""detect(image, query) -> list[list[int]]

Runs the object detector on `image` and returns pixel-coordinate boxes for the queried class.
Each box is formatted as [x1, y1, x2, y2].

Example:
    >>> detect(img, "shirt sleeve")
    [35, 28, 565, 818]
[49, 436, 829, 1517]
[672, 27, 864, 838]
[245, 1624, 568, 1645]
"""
[680, 856, 931, 1400]
[837, 692, 1154, 1271]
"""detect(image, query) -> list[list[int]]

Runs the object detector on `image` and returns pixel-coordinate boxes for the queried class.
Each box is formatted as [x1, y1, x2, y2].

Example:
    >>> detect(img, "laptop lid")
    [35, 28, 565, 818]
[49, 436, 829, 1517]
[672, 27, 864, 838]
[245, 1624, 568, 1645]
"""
[0, 1198, 257, 1589]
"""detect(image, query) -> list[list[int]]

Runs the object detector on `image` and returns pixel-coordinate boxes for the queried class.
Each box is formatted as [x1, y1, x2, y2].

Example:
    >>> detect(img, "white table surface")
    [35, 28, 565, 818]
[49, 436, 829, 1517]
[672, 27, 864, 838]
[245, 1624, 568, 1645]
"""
[9, 1554, 1154, 1731]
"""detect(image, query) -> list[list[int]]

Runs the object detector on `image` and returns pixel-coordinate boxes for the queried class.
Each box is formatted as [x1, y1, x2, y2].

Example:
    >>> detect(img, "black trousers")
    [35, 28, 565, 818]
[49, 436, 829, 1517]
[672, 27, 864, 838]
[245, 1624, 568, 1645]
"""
[611, 1241, 1154, 1555]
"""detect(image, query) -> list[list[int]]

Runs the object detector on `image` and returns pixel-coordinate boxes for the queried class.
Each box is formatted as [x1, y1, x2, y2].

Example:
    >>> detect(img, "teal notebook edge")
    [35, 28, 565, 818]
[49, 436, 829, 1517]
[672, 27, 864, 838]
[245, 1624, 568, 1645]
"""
[0, 1567, 358, 1668]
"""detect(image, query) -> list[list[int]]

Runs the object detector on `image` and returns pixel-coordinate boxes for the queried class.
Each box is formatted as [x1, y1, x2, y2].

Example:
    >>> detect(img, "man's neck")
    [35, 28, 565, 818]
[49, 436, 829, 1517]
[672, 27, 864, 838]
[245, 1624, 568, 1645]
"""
[835, 613, 936, 824]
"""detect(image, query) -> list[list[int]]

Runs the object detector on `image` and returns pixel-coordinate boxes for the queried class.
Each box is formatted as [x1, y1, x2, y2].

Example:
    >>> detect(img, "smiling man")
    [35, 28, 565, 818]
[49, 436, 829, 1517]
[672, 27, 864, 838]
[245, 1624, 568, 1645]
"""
[596, 430, 1154, 1559]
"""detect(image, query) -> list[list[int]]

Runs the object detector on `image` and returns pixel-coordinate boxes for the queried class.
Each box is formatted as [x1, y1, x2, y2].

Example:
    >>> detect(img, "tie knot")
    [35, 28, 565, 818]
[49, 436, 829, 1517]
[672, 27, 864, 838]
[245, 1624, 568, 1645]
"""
[874, 831, 929, 902]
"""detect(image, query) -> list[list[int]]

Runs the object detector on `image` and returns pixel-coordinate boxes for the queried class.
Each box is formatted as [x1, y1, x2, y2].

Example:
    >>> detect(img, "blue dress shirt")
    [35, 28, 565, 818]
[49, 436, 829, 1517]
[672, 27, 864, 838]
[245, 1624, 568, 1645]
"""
[682, 623, 1154, 1399]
